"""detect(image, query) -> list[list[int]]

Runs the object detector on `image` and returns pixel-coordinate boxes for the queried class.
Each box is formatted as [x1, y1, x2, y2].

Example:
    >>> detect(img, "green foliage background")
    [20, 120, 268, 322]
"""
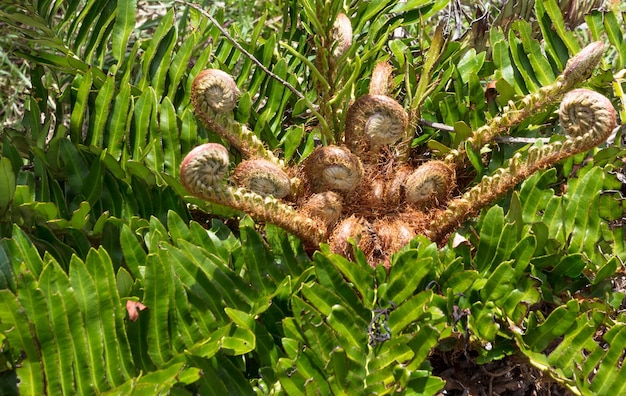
[0, 0, 625, 394]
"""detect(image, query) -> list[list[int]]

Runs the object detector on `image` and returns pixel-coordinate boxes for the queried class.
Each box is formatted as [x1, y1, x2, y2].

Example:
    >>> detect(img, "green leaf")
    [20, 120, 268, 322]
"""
[132, 88, 156, 160]
[164, 242, 228, 323]
[516, 19, 555, 85]
[534, 0, 569, 70]
[87, 248, 135, 384]
[69, 69, 93, 142]
[59, 139, 88, 193]
[159, 96, 179, 175]
[0, 157, 16, 215]
[0, 243, 15, 291]
[601, 12, 626, 69]
[240, 224, 282, 294]
[102, 363, 199, 395]
[464, 140, 484, 178]
[366, 335, 414, 374]
[89, 74, 115, 146]
[138, 9, 174, 90]
[144, 253, 172, 366]
[37, 262, 79, 395]
[69, 254, 108, 392]
[587, 325, 626, 395]
[549, 253, 586, 278]
[149, 27, 177, 97]
[388, 290, 435, 334]
[167, 34, 196, 99]
[83, 149, 105, 206]
[382, 254, 432, 305]
[112, 0, 137, 62]
[542, 0, 580, 53]
[0, 290, 44, 395]
[524, 299, 579, 351]
[10, 225, 44, 276]
[325, 249, 375, 309]
[593, 257, 619, 285]
[508, 25, 539, 92]
[491, 29, 516, 86]
[70, 201, 91, 229]
[475, 206, 504, 271]
[564, 167, 603, 254]
[481, 259, 517, 304]
[107, 84, 131, 160]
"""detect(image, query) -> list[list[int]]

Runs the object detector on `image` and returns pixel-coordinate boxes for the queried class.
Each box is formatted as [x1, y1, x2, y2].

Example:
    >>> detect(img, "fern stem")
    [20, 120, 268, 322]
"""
[443, 41, 606, 167]
[429, 89, 616, 242]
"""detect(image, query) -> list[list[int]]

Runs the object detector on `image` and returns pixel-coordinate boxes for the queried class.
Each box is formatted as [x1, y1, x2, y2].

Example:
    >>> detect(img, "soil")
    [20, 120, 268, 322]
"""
[430, 350, 574, 396]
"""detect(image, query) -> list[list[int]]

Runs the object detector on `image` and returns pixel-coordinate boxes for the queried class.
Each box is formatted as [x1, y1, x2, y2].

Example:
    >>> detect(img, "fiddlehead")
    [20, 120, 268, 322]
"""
[444, 41, 606, 167]
[300, 191, 343, 227]
[191, 69, 283, 166]
[331, 13, 352, 59]
[192, 69, 240, 116]
[561, 41, 605, 89]
[429, 89, 617, 242]
[368, 61, 394, 97]
[180, 144, 325, 246]
[329, 215, 368, 259]
[404, 161, 456, 207]
[302, 146, 364, 193]
[344, 95, 409, 159]
[559, 89, 616, 143]
[231, 160, 292, 198]
[180, 143, 230, 195]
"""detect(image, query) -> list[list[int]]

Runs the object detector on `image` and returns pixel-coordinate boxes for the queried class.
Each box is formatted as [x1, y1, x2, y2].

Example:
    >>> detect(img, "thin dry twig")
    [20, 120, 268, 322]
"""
[174, 0, 305, 100]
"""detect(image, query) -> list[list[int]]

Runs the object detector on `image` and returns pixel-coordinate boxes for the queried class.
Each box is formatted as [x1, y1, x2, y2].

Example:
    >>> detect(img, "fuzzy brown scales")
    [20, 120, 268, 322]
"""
[180, 41, 617, 268]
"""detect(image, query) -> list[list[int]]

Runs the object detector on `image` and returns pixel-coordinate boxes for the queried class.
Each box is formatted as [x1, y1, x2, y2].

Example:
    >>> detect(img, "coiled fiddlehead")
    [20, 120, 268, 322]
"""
[180, 143, 230, 195]
[344, 95, 409, 159]
[192, 69, 240, 115]
[300, 191, 343, 227]
[180, 144, 326, 245]
[404, 161, 456, 208]
[331, 13, 352, 59]
[429, 89, 617, 241]
[368, 61, 394, 97]
[231, 160, 292, 199]
[302, 146, 364, 193]
[443, 41, 606, 167]
[191, 69, 283, 166]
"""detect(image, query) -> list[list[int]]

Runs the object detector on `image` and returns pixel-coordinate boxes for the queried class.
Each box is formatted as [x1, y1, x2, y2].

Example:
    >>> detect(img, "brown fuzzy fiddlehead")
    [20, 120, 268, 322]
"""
[192, 69, 240, 116]
[180, 144, 325, 246]
[329, 215, 368, 259]
[369, 61, 394, 97]
[331, 13, 352, 59]
[404, 161, 456, 208]
[191, 69, 283, 166]
[300, 191, 343, 227]
[561, 41, 605, 89]
[180, 143, 230, 195]
[302, 146, 364, 193]
[559, 89, 616, 142]
[344, 95, 409, 158]
[231, 160, 292, 198]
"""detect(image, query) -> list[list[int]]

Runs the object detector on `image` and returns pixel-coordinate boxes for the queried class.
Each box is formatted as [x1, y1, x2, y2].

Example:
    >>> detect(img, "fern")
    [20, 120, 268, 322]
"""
[1, 0, 625, 394]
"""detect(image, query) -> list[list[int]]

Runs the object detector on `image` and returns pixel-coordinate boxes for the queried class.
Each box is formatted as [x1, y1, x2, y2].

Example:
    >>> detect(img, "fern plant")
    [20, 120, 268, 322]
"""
[0, 0, 625, 394]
